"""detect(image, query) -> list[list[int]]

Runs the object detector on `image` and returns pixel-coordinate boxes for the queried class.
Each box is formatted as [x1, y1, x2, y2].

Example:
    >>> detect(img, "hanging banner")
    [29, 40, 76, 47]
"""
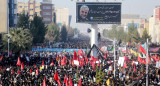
[76, 2, 121, 24]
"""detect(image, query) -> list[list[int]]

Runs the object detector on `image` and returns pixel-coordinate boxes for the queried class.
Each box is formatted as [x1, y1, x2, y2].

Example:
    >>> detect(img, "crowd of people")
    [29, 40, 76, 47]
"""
[0, 39, 160, 86]
[0, 49, 159, 86]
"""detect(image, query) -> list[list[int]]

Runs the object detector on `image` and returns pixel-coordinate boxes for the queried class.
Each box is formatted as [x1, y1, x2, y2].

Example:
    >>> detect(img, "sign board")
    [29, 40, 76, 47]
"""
[118, 57, 124, 67]
[76, 2, 121, 24]
[0, 0, 8, 33]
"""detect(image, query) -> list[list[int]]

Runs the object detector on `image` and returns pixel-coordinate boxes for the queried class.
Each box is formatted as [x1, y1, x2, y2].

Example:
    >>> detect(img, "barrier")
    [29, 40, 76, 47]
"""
[32, 48, 87, 52]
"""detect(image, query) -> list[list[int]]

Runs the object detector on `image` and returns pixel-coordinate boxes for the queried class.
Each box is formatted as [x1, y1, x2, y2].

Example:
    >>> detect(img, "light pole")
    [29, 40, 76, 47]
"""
[7, 0, 9, 57]
[114, 38, 116, 77]
[146, 38, 149, 86]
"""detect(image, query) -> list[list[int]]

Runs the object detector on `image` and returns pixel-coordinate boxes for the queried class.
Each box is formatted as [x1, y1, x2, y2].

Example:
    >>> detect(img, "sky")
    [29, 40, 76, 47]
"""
[18, 0, 160, 33]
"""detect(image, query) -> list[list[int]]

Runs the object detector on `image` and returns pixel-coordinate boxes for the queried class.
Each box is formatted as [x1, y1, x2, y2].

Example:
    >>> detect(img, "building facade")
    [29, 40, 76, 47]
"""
[55, 8, 69, 26]
[0, 0, 8, 33]
[9, 0, 17, 27]
[0, 0, 17, 33]
[149, 6, 160, 43]
[40, 1, 54, 24]
[17, 0, 54, 24]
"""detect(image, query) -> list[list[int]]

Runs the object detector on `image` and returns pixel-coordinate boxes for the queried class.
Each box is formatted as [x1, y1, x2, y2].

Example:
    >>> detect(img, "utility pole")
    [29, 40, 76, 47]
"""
[146, 38, 149, 86]
[114, 38, 116, 78]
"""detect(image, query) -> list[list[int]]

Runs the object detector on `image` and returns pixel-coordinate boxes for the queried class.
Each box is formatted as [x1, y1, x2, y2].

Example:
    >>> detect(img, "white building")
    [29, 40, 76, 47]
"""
[149, 6, 160, 43]
[55, 8, 69, 26]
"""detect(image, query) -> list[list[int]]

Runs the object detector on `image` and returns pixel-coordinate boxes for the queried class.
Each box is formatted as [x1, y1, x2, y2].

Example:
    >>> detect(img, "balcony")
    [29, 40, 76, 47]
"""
[14, 18, 17, 25]
[14, 9, 17, 14]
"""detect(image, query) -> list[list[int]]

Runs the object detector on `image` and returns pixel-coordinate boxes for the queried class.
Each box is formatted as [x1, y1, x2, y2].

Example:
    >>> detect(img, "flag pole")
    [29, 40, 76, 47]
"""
[146, 38, 148, 86]
[7, 0, 9, 57]
[114, 38, 116, 78]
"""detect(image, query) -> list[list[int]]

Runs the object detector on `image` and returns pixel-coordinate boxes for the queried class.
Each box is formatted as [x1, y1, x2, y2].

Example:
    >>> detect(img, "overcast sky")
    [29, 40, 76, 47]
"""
[18, 0, 160, 33]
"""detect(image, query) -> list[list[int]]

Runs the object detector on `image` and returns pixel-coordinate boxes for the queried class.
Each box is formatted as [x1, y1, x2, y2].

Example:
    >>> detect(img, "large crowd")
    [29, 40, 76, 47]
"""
[0, 49, 159, 86]
[0, 40, 160, 86]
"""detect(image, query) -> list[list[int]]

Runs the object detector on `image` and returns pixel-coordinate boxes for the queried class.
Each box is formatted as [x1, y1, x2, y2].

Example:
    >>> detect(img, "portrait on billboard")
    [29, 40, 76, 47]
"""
[79, 5, 89, 21]
[76, 2, 121, 24]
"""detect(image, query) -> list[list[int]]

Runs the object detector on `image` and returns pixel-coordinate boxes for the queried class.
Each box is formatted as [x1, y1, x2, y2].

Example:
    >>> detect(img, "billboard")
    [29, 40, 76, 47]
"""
[76, 2, 121, 24]
[0, 0, 8, 33]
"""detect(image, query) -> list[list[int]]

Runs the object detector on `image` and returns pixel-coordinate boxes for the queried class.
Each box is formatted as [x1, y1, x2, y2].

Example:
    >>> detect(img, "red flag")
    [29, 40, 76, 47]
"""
[133, 64, 136, 72]
[155, 53, 158, 58]
[21, 62, 24, 70]
[16, 57, 21, 66]
[139, 44, 146, 54]
[138, 56, 143, 63]
[43, 77, 46, 86]
[54, 71, 61, 86]
[73, 51, 78, 60]
[72, 60, 75, 67]
[109, 60, 111, 64]
[69, 75, 73, 86]
[30, 68, 32, 74]
[36, 68, 39, 75]
[85, 56, 88, 64]
[151, 55, 159, 62]
[91, 56, 99, 63]
[42, 60, 44, 66]
[123, 56, 130, 62]
[50, 59, 54, 66]
[123, 61, 127, 69]
[61, 57, 66, 66]
[64, 75, 67, 84]
[78, 78, 81, 86]
[92, 62, 95, 71]
[78, 49, 83, 56]
[3, 66, 5, 71]
[145, 56, 150, 64]
[66, 78, 69, 86]
[11, 68, 14, 74]
[69, 59, 72, 64]
[18, 70, 20, 75]
[54, 71, 59, 81]
[105, 53, 107, 59]
[56, 55, 60, 61]
[34, 64, 36, 68]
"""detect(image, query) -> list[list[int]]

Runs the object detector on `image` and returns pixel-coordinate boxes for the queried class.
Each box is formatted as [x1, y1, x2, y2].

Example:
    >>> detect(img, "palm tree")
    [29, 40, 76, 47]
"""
[2, 28, 33, 54]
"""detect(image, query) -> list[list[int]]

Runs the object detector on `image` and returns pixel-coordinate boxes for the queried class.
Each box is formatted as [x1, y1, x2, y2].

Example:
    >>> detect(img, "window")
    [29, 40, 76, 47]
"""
[43, 12, 51, 15]
[24, 6, 28, 8]
[35, 12, 38, 15]
[30, 9, 33, 11]
[43, 17, 51, 21]
[35, 6, 39, 8]
[19, 6, 22, 8]
[43, 6, 51, 9]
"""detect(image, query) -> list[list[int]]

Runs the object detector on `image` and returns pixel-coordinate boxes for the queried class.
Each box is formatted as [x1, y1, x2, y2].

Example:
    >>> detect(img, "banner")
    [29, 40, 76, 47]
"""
[76, 2, 121, 24]
[32, 48, 86, 52]
[118, 57, 125, 67]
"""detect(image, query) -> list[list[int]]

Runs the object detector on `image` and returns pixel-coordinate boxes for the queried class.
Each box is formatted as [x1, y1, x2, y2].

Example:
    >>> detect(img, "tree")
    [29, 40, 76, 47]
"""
[2, 28, 32, 53]
[132, 29, 141, 43]
[45, 22, 60, 42]
[66, 26, 74, 38]
[17, 11, 30, 29]
[73, 28, 80, 35]
[126, 22, 140, 43]
[126, 22, 134, 42]
[30, 15, 46, 44]
[95, 65, 105, 85]
[141, 28, 151, 43]
[60, 25, 68, 42]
